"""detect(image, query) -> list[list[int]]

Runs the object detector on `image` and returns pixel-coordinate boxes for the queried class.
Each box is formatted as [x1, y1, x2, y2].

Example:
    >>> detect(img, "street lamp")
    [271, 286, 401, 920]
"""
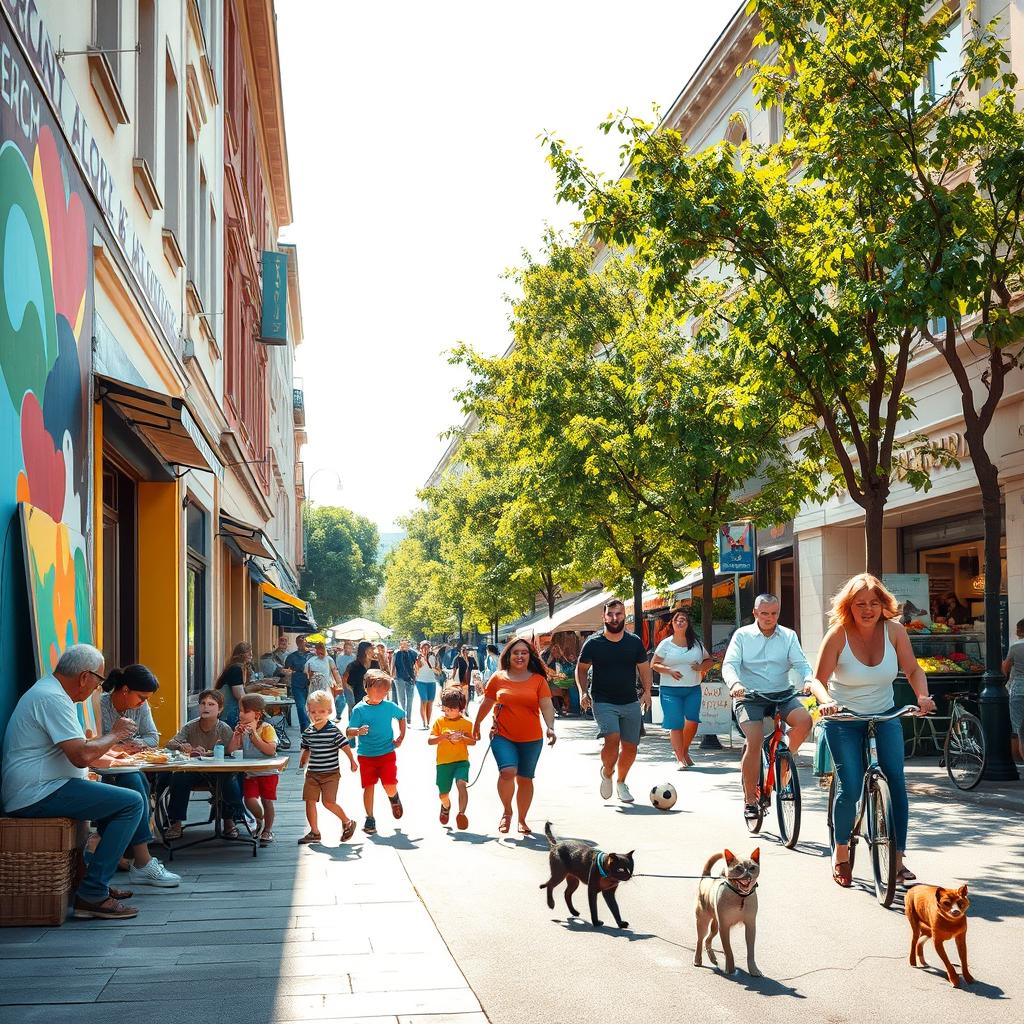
[307, 468, 343, 505]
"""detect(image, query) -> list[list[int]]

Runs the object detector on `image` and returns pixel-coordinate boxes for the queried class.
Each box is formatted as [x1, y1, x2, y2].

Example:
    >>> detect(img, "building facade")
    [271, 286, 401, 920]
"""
[0, 0, 306, 737]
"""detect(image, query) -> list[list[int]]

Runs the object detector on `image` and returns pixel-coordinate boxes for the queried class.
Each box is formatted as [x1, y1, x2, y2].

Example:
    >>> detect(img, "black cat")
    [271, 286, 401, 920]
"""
[540, 821, 635, 929]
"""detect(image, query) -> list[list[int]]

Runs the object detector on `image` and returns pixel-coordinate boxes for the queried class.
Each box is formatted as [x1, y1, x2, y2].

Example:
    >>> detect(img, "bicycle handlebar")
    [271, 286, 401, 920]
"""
[826, 704, 921, 722]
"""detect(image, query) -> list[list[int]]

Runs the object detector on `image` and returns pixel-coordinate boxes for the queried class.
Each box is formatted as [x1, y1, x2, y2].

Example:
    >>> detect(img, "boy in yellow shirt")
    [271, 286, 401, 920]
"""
[429, 687, 476, 830]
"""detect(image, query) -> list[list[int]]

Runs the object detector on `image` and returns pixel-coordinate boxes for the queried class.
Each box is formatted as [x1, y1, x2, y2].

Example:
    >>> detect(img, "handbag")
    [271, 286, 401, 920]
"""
[812, 721, 834, 777]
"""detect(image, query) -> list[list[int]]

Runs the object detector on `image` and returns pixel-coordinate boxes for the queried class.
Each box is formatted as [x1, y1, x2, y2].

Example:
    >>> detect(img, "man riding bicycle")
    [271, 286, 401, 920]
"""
[721, 594, 815, 823]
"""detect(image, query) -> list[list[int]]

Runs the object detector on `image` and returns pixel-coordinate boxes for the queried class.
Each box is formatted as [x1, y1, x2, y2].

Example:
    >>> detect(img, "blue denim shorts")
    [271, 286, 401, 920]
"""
[660, 684, 702, 729]
[490, 735, 543, 779]
[415, 681, 437, 702]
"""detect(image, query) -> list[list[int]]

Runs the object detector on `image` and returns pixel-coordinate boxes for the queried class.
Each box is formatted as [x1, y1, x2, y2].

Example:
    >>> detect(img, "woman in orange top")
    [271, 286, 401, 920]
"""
[473, 637, 556, 836]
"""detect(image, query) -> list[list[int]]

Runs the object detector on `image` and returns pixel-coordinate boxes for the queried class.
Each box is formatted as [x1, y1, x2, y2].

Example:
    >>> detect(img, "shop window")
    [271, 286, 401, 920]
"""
[102, 460, 138, 670]
[186, 502, 208, 694]
[917, 537, 1006, 628]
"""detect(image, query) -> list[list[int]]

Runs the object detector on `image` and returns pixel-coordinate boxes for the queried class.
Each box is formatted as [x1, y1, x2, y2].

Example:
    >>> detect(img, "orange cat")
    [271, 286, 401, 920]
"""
[905, 884, 974, 987]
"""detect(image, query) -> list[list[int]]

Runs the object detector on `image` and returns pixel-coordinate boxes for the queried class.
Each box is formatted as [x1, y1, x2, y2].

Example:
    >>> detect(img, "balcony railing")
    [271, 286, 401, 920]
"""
[292, 382, 305, 427]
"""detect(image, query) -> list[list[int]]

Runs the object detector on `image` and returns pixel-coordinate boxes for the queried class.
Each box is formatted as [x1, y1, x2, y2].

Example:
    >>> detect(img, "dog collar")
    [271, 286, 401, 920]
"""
[724, 880, 757, 898]
[596, 851, 608, 878]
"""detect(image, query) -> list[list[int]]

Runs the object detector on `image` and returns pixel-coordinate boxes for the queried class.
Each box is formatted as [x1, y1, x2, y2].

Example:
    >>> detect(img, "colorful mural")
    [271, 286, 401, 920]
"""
[0, 21, 92, 726]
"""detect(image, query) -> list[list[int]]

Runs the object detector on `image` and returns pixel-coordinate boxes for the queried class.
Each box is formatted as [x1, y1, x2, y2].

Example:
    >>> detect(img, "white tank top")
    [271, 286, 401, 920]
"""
[828, 624, 898, 715]
[416, 656, 438, 683]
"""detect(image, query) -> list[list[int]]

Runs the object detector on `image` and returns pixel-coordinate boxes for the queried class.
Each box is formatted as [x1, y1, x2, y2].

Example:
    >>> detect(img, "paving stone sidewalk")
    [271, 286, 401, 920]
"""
[0, 742, 485, 1024]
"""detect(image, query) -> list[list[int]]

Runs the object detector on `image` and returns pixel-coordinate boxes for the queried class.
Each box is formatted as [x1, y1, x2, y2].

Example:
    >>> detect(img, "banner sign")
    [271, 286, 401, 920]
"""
[260, 250, 288, 344]
[882, 574, 931, 624]
[719, 521, 755, 573]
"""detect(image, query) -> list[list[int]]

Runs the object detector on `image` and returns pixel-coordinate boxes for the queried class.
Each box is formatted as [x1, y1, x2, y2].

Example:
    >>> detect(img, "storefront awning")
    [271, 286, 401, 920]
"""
[272, 603, 318, 632]
[260, 581, 306, 612]
[95, 374, 223, 480]
[219, 512, 275, 559]
[530, 589, 614, 636]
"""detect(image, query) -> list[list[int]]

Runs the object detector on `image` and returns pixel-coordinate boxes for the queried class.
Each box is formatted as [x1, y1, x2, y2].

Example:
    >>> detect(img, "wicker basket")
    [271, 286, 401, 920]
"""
[0, 817, 79, 927]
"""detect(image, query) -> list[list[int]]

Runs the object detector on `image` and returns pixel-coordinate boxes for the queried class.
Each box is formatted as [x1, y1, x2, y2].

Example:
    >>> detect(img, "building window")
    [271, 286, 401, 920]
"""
[928, 18, 962, 100]
[102, 459, 138, 670]
[95, 0, 122, 84]
[136, 0, 158, 165]
[186, 124, 198, 278]
[185, 502, 208, 695]
[165, 52, 181, 236]
[208, 201, 218, 340]
[199, 165, 209, 306]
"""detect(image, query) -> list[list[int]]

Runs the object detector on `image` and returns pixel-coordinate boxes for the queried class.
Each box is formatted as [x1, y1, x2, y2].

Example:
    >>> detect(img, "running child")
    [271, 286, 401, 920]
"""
[429, 686, 476, 830]
[297, 690, 359, 845]
[346, 670, 406, 835]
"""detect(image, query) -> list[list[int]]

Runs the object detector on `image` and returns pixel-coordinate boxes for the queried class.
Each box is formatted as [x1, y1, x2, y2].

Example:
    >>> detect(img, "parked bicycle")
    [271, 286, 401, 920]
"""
[940, 690, 986, 791]
[744, 706, 801, 849]
[826, 705, 918, 908]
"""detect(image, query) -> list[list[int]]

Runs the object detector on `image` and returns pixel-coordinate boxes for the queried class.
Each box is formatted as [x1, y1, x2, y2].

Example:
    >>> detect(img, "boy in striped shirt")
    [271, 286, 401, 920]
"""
[297, 690, 358, 844]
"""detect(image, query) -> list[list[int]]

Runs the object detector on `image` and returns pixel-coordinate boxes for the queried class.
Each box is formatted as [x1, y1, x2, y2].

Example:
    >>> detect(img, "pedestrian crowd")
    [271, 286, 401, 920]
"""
[3, 571, 1016, 922]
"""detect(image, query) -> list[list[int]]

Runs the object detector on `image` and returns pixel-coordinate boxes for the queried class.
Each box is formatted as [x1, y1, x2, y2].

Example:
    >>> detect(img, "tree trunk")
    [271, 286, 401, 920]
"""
[631, 570, 645, 646]
[542, 569, 556, 618]
[698, 542, 715, 652]
[863, 490, 885, 576]
[973, 453, 1019, 780]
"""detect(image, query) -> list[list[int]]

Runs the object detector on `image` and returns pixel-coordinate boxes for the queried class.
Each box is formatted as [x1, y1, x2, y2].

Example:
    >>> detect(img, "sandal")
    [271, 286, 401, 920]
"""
[341, 819, 357, 843]
[498, 812, 511, 834]
[517, 821, 533, 836]
[163, 821, 183, 841]
[439, 803, 451, 826]
[223, 824, 240, 840]
[297, 831, 321, 845]
[259, 831, 274, 846]
[896, 865, 917, 884]
[832, 860, 853, 888]
[455, 813, 469, 830]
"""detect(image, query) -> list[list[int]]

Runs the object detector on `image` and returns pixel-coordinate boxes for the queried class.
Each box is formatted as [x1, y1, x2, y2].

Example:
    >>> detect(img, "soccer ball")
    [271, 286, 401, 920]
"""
[650, 783, 677, 810]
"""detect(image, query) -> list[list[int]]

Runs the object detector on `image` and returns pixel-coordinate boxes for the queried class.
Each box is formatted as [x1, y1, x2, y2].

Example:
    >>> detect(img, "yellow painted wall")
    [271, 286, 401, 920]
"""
[138, 481, 182, 741]
[93, 404, 104, 650]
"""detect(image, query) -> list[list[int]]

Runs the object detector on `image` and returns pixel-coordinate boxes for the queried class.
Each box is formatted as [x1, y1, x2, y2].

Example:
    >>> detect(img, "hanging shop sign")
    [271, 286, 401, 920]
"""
[882, 574, 932, 625]
[719, 521, 755, 573]
[259, 250, 288, 344]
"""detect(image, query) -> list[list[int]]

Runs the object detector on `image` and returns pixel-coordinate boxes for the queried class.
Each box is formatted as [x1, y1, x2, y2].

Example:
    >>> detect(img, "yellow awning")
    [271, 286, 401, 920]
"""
[259, 581, 305, 611]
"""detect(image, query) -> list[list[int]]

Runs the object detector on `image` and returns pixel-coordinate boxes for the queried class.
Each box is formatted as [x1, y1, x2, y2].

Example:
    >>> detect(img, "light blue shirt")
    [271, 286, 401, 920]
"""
[721, 623, 814, 698]
[348, 699, 405, 757]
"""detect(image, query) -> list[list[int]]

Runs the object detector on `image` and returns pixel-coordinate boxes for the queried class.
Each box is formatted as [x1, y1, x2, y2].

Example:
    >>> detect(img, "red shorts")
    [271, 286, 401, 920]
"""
[358, 751, 398, 788]
[243, 775, 279, 801]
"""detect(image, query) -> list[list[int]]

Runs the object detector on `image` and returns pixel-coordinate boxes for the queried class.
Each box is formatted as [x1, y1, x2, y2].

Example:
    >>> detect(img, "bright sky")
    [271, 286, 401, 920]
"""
[277, 2, 728, 532]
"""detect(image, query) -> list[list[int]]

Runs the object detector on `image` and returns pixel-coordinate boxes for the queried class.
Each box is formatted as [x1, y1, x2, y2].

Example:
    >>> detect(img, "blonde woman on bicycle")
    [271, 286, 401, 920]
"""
[807, 574, 935, 889]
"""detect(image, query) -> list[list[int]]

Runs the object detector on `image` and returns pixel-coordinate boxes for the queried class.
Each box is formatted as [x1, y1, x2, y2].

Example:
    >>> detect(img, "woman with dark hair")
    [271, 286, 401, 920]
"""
[215, 642, 253, 727]
[342, 641, 374, 706]
[414, 640, 439, 728]
[96, 665, 181, 888]
[651, 608, 714, 769]
[473, 637, 556, 835]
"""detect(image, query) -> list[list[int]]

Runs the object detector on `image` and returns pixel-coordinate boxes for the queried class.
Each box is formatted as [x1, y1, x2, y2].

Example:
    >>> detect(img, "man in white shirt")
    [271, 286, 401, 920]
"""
[721, 594, 815, 821]
[1, 644, 146, 920]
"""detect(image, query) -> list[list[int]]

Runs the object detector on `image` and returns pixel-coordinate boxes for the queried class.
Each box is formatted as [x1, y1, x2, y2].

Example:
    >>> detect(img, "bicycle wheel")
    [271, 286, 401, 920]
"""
[775, 748, 801, 848]
[867, 775, 897, 908]
[944, 710, 985, 791]
[746, 746, 767, 834]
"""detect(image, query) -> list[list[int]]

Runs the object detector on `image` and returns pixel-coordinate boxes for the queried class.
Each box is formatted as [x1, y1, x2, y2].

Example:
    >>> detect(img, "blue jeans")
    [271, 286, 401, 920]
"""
[291, 681, 310, 732]
[395, 679, 415, 718]
[11, 778, 146, 903]
[98, 770, 153, 846]
[823, 713, 909, 852]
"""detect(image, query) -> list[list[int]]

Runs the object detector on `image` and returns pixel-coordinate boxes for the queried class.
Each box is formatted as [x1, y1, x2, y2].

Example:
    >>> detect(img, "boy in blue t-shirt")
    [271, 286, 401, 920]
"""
[345, 669, 406, 835]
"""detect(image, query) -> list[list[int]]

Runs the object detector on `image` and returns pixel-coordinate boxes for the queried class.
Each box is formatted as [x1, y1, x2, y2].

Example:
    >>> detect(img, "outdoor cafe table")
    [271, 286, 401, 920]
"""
[101, 755, 288, 858]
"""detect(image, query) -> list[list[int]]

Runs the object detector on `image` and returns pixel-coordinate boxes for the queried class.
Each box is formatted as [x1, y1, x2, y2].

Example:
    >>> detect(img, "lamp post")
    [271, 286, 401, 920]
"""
[307, 468, 343, 505]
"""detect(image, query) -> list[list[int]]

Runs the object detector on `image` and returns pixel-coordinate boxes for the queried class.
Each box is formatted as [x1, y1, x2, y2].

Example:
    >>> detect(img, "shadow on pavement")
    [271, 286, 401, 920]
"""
[368, 829, 422, 850]
[448, 830, 499, 846]
[308, 842, 364, 861]
[556, 918, 656, 941]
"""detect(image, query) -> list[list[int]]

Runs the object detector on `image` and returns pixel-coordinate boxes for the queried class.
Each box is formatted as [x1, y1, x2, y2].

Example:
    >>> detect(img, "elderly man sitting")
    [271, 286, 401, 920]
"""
[1, 644, 151, 920]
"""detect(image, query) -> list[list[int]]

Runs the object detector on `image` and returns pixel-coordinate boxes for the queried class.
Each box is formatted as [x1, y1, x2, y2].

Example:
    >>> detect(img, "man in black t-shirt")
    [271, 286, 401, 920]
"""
[576, 598, 653, 804]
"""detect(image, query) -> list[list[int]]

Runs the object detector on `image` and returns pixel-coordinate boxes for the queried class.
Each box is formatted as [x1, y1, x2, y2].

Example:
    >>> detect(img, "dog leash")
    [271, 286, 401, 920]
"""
[467, 703, 502, 788]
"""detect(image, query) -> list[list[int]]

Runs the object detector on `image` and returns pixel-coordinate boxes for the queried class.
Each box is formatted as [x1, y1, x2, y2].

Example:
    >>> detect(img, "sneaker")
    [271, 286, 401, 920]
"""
[439, 803, 451, 826]
[163, 821, 183, 840]
[297, 831, 321, 845]
[455, 813, 469, 830]
[363, 816, 377, 835]
[389, 793, 404, 819]
[129, 858, 181, 888]
[743, 803, 760, 822]
[599, 768, 613, 801]
[616, 781, 634, 804]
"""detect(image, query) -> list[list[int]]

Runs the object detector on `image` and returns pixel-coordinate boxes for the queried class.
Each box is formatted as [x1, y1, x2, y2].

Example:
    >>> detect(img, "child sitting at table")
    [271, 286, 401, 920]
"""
[164, 689, 241, 840]
[297, 690, 359, 844]
[228, 693, 279, 846]
[429, 686, 476, 830]
[346, 670, 406, 835]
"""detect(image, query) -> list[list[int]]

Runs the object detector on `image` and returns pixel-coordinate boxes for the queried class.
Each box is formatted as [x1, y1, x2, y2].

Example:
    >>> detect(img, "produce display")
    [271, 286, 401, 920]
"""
[915, 655, 985, 674]
[905, 620, 972, 635]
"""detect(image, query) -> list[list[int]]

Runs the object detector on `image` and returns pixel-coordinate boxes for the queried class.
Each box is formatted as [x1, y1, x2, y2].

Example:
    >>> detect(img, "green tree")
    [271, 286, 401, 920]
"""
[301, 505, 382, 628]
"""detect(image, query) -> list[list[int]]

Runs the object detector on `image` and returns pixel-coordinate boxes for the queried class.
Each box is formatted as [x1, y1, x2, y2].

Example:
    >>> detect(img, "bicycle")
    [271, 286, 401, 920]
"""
[825, 705, 918, 908]
[940, 690, 985, 791]
[744, 706, 801, 849]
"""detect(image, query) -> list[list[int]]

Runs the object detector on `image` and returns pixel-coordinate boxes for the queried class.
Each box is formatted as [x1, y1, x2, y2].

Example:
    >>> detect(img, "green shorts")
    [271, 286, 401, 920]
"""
[436, 760, 470, 793]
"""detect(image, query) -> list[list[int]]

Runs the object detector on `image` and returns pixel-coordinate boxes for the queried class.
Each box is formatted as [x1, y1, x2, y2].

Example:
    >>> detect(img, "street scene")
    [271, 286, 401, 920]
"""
[1, 1, 1024, 1023]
